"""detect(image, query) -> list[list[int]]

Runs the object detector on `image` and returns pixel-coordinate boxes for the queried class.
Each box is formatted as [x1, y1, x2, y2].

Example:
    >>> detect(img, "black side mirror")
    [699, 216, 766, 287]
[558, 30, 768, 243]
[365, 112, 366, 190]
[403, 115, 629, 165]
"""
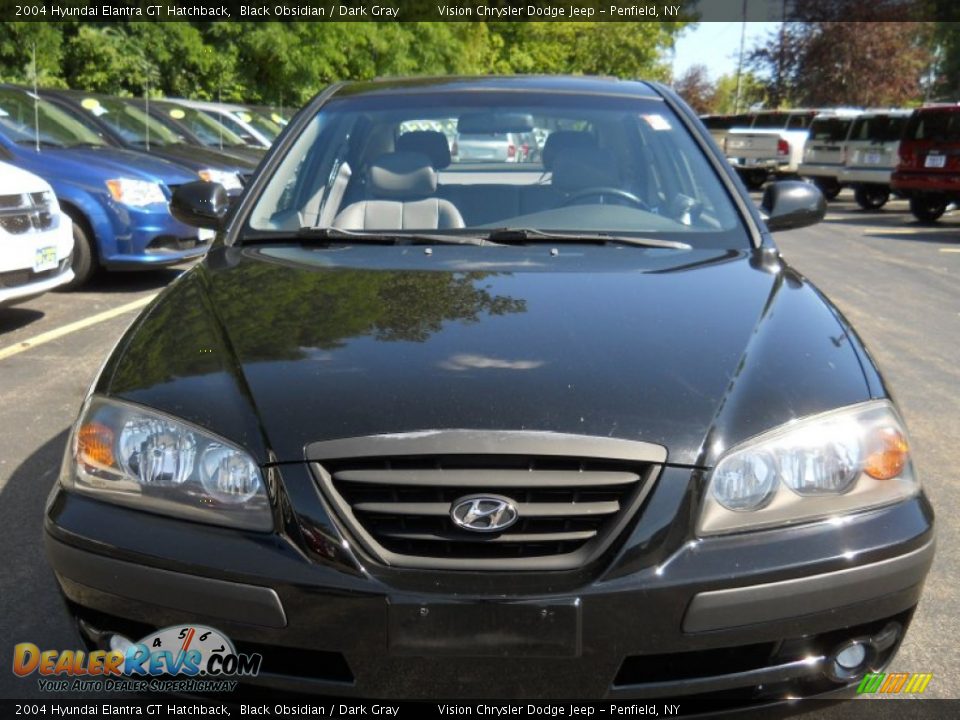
[760, 181, 826, 232]
[170, 181, 229, 230]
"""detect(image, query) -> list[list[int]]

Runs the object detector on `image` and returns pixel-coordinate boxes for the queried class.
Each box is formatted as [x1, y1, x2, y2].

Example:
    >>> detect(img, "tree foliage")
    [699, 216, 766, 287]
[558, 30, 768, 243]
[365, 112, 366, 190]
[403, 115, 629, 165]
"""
[0, 21, 687, 104]
[746, 2, 935, 109]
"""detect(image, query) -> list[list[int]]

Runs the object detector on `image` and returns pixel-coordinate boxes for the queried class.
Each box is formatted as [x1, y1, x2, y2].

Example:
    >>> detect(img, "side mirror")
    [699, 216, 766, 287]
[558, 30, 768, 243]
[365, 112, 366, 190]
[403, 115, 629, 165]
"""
[760, 180, 826, 232]
[170, 181, 229, 230]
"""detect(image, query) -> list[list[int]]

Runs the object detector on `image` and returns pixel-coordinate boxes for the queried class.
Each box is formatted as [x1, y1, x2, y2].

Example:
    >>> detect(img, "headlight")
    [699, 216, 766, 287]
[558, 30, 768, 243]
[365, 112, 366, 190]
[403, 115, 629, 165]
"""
[105, 178, 166, 207]
[198, 168, 242, 191]
[699, 400, 919, 535]
[61, 396, 271, 531]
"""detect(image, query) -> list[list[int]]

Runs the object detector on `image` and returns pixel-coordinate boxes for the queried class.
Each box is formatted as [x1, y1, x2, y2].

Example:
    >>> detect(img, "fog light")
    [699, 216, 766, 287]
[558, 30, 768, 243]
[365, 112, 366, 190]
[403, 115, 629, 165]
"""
[827, 638, 875, 682]
[835, 642, 867, 670]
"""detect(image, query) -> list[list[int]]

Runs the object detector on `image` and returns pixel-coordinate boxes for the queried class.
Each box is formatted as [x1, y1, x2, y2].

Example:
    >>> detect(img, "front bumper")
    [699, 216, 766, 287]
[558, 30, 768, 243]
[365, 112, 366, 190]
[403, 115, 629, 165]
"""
[43, 461, 935, 702]
[99, 203, 213, 270]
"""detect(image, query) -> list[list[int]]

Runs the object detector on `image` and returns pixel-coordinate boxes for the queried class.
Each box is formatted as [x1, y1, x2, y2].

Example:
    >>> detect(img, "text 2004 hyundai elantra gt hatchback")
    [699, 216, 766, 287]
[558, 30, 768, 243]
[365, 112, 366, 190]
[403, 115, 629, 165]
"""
[44, 77, 934, 703]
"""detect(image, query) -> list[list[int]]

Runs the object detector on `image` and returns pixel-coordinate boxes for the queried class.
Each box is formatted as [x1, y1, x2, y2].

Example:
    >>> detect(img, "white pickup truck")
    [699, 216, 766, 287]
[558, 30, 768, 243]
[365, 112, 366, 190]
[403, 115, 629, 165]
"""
[0, 161, 74, 307]
[724, 110, 817, 189]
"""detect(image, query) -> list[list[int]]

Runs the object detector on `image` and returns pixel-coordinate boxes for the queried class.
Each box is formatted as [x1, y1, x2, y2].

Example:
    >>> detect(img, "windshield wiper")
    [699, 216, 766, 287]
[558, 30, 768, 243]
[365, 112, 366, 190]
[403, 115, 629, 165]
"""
[482, 228, 691, 250]
[287, 227, 503, 247]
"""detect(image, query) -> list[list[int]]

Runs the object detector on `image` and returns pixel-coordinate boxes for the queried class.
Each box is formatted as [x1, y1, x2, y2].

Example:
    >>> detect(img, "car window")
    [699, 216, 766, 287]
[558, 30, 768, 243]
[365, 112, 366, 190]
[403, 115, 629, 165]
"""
[786, 113, 815, 130]
[155, 104, 248, 147]
[751, 113, 787, 129]
[75, 96, 181, 146]
[850, 115, 908, 143]
[0, 89, 106, 148]
[247, 91, 746, 248]
[809, 118, 853, 143]
[906, 111, 960, 142]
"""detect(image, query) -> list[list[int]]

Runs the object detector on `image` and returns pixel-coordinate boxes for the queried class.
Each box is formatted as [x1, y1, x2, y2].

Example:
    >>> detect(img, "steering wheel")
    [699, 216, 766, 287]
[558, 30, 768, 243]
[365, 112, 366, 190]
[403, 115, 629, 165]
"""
[562, 187, 649, 209]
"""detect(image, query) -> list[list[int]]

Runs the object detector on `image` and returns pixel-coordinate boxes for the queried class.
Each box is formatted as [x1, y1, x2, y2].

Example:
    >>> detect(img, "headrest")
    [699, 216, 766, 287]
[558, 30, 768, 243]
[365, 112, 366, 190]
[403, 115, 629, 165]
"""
[541, 131, 598, 170]
[396, 131, 451, 169]
[551, 147, 621, 192]
[367, 151, 437, 199]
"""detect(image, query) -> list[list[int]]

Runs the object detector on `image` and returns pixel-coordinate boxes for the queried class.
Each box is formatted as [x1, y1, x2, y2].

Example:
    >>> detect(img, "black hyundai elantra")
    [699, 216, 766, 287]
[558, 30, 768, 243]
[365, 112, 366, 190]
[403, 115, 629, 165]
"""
[44, 76, 934, 704]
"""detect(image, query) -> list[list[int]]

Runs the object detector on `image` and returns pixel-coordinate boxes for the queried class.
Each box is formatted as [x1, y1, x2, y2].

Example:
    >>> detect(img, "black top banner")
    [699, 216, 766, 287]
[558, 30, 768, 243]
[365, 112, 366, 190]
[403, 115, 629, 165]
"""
[0, 0, 954, 23]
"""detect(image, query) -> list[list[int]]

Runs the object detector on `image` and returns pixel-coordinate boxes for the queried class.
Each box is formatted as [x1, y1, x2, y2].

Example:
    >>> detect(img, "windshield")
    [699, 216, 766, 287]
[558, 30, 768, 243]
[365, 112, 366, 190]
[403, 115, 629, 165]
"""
[246, 90, 746, 248]
[809, 117, 854, 143]
[75, 96, 182, 146]
[850, 114, 908, 143]
[0, 89, 106, 148]
[905, 110, 960, 143]
[153, 103, 247, 147]
[235, 109, 282, 140]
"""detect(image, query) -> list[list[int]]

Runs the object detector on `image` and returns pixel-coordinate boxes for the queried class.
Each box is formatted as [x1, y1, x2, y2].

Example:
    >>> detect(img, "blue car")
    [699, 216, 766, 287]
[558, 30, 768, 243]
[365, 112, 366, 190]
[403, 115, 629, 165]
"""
[0, 86, 212, 287]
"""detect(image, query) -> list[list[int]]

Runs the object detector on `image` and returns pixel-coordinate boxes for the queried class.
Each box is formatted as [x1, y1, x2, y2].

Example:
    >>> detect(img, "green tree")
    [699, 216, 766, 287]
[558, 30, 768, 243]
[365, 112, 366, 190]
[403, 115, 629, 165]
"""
[0, 22, 66, 87]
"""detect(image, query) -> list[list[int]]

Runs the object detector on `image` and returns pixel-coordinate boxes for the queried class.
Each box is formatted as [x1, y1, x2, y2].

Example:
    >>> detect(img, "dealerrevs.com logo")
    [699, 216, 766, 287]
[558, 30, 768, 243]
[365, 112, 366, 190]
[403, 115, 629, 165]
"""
[13, 625, 261, 693]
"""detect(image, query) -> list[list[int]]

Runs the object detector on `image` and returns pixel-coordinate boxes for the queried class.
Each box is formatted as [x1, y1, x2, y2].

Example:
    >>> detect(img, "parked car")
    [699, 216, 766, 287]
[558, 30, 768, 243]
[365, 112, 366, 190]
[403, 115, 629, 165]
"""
[725, 109, 817, 189]
[38, 89, 256, 195]
[891, 104, 960, 222]
[700, 113, 750, 153]
[142, 99, 265, 163]
[840, 110, 912, 210]
[0, 161, 73, 306]
[0, 86, 210, 287]
[169, 99, 280, 149]
[46, 76, 933, 705]
[798, 110, 861, 200]
[251, 104, 291, 127]
[453, 131, 528, 162]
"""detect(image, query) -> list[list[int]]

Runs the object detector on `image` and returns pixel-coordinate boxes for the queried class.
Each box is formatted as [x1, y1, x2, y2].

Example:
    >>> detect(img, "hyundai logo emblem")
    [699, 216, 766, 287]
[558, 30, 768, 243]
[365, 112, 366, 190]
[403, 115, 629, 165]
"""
[450, 494, 519, 533]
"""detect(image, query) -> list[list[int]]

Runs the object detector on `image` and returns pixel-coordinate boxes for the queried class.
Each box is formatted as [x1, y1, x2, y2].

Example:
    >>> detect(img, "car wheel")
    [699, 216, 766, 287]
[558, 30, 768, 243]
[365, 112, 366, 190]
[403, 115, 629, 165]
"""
[60, 216, 98, 290]
[814, 178, 842, 201]
[742, 169, 768, 191]
[909, 195, 947, 223]
[854, 186, 890, 210]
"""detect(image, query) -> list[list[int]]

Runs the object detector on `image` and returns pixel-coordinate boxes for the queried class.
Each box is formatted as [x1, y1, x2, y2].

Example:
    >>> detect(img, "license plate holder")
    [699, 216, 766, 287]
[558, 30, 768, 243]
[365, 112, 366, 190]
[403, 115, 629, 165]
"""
[925, 154, 946, 168]
[388, 598, 581, 657]
[33, 246, 58, 273]
[865, 152, 882, 165]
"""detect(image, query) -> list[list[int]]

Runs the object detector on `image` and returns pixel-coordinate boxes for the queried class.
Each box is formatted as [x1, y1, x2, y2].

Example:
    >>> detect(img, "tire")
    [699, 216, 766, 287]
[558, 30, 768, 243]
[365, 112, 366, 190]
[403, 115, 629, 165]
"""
[60, 215, 98, 290]
[741, 169, 768, 191]
[854, 186, 890, 210]
[814, 177, 842, 201]
[909, 195, 947, 224]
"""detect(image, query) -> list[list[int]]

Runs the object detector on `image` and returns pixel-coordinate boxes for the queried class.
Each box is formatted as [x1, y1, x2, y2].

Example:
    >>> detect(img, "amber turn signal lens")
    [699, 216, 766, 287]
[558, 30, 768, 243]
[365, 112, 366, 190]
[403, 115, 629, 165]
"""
[77, 422, 115, 469]
[864, 427, 908, 480]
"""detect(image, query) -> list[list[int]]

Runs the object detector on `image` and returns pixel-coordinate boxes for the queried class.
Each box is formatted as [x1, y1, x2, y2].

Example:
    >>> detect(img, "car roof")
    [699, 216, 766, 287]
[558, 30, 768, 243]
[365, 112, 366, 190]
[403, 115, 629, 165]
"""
[328, 75, 660, 100]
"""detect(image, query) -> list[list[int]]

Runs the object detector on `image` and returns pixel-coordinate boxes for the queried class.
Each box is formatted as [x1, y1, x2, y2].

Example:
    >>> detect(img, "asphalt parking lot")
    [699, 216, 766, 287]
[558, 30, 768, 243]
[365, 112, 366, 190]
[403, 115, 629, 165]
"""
[0, 193, 957, 703]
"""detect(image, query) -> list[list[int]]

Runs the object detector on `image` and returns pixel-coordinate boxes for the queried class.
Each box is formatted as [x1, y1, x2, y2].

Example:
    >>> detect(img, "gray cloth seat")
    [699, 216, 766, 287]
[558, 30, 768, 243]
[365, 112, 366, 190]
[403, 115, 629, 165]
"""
[333, 151, 465, 230]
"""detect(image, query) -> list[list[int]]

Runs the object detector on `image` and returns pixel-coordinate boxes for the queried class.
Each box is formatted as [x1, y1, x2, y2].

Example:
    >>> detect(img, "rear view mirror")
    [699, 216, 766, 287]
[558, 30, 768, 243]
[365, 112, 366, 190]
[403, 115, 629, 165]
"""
[170, 181, 229, 230]
[760, 181, 826, 232]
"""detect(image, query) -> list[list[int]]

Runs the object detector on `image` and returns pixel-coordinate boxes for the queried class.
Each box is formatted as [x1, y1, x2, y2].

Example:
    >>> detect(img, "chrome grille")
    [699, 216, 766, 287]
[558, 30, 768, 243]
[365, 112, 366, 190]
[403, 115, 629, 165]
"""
[309, 432, 664, 571]
[0, 192, 55, 235]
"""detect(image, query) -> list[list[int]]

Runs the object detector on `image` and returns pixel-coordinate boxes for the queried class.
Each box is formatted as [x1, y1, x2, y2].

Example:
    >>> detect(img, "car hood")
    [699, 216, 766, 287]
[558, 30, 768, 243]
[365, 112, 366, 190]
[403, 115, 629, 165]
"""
[101, 244, 873, 467]
[8, 143, 198, 185]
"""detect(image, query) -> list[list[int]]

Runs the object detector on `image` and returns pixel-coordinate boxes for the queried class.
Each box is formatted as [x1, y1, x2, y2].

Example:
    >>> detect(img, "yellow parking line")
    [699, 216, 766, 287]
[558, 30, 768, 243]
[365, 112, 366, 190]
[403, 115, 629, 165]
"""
[0, 294, 156, 362]
[863, 227, 958, 234]
[940, 248, 960, 253]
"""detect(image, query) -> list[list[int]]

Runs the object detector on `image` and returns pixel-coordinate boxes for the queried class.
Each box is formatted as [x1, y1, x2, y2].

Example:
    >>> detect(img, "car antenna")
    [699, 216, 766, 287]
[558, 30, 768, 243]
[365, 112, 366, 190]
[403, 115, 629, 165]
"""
[143, 65, 150, 151]
[218, 82, 224, 151]
[31, 43, 40, 153]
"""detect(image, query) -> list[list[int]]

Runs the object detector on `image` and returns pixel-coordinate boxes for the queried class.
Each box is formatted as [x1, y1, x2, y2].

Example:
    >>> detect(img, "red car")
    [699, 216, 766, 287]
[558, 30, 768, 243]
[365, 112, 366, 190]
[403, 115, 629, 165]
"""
[891, 105, 960, 222]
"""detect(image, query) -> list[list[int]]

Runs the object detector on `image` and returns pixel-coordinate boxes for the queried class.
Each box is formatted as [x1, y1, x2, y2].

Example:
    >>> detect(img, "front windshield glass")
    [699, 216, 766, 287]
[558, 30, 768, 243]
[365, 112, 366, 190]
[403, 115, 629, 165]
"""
[234, 109, 282, 140]
[0, 89, 106, 148]
[247, 90, 746, 248]
[76, 96, 181, 146]
[154, 103, 247, 147]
